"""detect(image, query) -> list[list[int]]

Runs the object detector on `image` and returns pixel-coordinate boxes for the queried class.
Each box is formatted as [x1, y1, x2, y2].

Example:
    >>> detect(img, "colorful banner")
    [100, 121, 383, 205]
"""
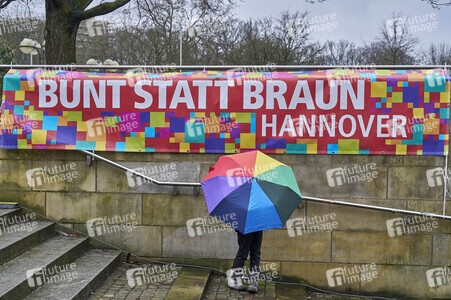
[0, 69, 450, 155]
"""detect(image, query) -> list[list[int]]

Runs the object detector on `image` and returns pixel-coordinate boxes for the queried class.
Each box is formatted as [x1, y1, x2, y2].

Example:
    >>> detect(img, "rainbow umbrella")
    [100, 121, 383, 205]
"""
[201, 150, 302, 234]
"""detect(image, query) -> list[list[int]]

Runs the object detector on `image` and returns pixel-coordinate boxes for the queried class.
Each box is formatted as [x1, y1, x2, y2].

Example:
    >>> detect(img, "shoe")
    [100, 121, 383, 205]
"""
[247, 271, 259, 293]
[226, 268, 245, 291]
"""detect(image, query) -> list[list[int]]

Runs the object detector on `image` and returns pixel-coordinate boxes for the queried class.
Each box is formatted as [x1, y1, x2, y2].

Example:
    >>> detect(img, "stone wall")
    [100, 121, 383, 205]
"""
[0, 149, 450, 298]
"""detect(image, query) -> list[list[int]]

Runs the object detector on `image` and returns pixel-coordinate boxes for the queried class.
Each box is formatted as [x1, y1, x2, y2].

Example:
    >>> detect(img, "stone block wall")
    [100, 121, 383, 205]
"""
[0, 149, 450, 298]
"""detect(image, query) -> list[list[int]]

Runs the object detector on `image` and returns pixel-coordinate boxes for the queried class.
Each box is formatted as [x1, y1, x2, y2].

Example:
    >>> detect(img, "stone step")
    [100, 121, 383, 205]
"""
[24, 249, 122, 300]
[0, 234, 89, 300]
[0, 221, 55, 265]
[166, 267, 212, 300]
[87, 262, 183, 299]
[0, 208, 23, 220]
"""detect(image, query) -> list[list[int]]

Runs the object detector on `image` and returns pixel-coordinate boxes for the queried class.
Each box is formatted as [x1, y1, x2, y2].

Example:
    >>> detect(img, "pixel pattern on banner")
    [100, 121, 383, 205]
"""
[0, 69, 450, 155]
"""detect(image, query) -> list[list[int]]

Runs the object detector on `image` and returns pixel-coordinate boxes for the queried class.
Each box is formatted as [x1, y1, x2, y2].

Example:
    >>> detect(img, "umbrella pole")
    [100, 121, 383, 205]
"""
[302, 196, 451, 220]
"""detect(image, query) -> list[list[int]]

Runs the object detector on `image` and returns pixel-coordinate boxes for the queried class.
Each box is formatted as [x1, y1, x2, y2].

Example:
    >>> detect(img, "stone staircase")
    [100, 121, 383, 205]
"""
[0, 206, 316, 299]
[0, 207, 121, 300]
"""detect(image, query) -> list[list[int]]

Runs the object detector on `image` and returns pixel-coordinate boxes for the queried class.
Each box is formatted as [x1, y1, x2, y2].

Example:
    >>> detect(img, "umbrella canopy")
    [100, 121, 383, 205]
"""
[201, 150, 302, 234]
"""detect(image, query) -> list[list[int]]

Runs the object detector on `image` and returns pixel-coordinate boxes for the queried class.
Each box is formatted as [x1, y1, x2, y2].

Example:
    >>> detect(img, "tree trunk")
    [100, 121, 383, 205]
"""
[45, 0, 81, 64]
[44, 0, 130, 65]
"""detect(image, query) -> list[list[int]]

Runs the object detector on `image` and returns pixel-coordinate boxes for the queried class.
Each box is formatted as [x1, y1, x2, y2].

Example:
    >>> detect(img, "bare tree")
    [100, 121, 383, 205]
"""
[422, 43, 451, 65]
[218, 11, 322, 65]
[44, 0, 130, 64]
[131, 0, 236, 64]
[0, 17, 45, 63]
[195, 16, 243, 64]
[360, 13, 418, 65]
[271, 11, 322, 64]
[322, 40, 363, 65]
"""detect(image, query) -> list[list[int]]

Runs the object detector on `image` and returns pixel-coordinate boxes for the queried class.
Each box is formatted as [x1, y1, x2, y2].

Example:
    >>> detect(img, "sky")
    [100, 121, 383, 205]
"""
[3, 0, 450, 50]
[234, 0, 451, 48]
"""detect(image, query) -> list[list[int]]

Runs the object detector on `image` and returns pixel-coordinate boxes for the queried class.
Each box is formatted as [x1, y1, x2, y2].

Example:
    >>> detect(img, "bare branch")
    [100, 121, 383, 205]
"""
[0, 0, 15, 9]
[81, 0, 130, 20]
[422, 0, 451, 8]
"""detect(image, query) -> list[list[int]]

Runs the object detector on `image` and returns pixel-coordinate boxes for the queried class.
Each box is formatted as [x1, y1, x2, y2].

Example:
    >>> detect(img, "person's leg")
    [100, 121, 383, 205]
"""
[249, 231, 263, 271]
[228, 231, 252, 291]
[248, 231, 263, 293]
[232, 231, 253, 269]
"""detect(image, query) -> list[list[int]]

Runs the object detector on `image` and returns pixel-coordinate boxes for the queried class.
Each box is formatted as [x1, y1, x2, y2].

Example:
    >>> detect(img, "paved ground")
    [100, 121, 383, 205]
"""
[88, 262, 182, 300]
[203, 275, 381, 300]
[90, 266, 383, 300]
[202, 275, 276, 299]
[306, 291, 371, 299]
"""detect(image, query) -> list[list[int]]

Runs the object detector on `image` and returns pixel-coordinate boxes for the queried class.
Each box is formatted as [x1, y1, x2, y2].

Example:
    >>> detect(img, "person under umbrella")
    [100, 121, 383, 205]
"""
[201, 150, 303, 293]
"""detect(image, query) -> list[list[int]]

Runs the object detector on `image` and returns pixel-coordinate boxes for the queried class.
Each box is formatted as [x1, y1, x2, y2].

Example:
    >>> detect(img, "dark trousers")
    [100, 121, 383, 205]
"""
[232, 231, 263, 271]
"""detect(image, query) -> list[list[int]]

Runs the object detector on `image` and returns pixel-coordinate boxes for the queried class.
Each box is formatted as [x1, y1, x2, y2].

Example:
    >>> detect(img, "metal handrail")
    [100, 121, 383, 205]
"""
[0, 64, 449, 70]
[79, 149, 201, 187]
[79, 150, 451, 220]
